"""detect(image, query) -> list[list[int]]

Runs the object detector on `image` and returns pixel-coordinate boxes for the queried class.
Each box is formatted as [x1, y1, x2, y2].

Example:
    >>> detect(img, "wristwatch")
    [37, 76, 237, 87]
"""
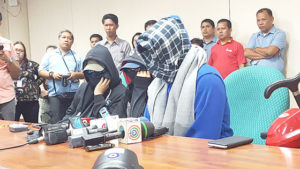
[49, 71, 54, 79]
[8, 57, 18, 64]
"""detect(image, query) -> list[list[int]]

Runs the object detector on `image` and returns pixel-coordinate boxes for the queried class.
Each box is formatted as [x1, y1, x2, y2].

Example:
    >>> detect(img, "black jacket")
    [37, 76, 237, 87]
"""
[63, 45, 128, 120]
[122, 50, 152, 117]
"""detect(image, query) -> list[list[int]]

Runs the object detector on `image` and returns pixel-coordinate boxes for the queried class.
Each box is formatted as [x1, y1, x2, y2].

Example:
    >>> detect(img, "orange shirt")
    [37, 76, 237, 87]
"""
[0, 37, 17, 104]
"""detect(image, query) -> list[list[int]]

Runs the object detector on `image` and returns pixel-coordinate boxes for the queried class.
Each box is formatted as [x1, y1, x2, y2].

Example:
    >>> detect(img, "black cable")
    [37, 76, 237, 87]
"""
[0, 142, 28, 150]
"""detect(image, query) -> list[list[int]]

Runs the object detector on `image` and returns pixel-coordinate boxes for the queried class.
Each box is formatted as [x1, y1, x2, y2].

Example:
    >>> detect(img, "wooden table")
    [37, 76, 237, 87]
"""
[1, 120, 300, 169]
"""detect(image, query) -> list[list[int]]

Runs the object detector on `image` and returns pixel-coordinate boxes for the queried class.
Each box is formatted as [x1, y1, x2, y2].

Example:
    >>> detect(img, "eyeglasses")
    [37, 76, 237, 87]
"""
[15, 49, 24, 53]
[124, 68, 140, 72]
[86, 70, 105, 78]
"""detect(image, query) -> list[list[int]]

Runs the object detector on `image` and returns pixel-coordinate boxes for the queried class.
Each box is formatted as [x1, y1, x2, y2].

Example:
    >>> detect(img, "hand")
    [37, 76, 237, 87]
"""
[52, 73, 62, 80]
[67, 72, 75, 81]
[94, 78, 110, 95]
[0, 50, 10, 63]
[41, 89, 49, 98]
[136, 71, 151, 78]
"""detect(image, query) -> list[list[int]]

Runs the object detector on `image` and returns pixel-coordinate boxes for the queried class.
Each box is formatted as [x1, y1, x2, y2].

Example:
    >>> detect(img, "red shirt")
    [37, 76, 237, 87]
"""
[208, 37, 246, 79]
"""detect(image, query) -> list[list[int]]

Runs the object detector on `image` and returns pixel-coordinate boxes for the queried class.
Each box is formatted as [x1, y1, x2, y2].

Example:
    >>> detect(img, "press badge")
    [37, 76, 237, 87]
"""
[16, 80, 22, 87]
[99, 107, 110, 118]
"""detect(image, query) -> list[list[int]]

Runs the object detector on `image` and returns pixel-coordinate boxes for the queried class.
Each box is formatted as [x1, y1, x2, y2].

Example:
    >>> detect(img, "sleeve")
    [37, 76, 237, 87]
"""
[236, 43, 247, 64]
[76, 54, 83, 72]
[246, 33, 257, 49]
[184, 71, 228, 139]
[92, 88, 128, 118]
[129, 77, 152, 117]
[271, 31, 286, 50]
[39, 53, 50, 72]
[92, 94, 107, 117]
[63, 84, 84, 120]
[207, 46, 214, 65]
[124, 42, 132, 58]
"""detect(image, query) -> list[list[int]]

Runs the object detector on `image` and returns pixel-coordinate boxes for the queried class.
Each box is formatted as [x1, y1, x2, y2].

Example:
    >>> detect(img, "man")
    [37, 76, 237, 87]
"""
[39, 45, 57, 123]
[62, 45, 127, 120]
[201, 19, 218, 60]
[244, 8, 286, 72]
[90, 34, 102, 48]
[98, 13, 131, 72]
[144, 20, 157, 31]
[39, 30, 84, 124]
[208, 19, 247, 79]
[137, 16, 233, 139]
[0, 11, 20, 120]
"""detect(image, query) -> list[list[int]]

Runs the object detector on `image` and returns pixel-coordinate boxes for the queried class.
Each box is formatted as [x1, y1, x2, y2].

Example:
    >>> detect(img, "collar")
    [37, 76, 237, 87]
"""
[217, 37, 233, 45]
[204, 36, 218, 44]
[56, 48, 72, 56]
[104, 36, 120, 45]
[258, 26, 276, 36]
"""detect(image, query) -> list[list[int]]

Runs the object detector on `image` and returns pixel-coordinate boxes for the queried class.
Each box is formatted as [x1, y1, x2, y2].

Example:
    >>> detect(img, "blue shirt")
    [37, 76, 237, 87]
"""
[203, 36, 218, 60]
[39, 48, 83, 96]
[144, 64, 233, 139]
[246, 26, 286, 72]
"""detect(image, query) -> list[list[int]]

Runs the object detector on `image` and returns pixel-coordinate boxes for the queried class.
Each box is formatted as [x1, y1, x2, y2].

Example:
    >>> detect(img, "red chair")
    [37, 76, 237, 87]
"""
[264, 73, 300, 148]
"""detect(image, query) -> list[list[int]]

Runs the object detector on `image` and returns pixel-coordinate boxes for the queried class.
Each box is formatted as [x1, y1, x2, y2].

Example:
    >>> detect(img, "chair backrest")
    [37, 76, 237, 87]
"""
[224, 66, 290, 144]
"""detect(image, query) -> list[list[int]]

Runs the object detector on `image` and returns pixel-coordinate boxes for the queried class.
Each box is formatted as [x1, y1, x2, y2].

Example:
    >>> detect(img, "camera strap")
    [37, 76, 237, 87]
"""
[53, 50, 78, 95]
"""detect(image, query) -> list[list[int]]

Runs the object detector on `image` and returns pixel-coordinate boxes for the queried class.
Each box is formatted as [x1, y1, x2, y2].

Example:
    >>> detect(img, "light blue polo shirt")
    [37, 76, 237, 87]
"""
[246, 26, 286, 72]
[203, 36, 218, 60]
[39, 48, 83, 96]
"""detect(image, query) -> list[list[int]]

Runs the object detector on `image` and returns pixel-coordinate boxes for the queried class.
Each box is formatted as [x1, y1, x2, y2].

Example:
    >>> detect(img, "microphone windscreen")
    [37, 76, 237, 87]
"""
[140, 121, 154, 140]
[92, 148, 143, 169]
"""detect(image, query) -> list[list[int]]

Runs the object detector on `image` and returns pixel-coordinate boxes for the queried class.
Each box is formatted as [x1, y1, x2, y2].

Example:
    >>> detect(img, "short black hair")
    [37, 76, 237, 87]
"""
[90, 34, 103, 41]
[256, 8, 273, 17]
[102, 13, 118, 25]
[217, 19, 232, 29]
[144, 20, 157, 30]
[201, 19, 215, 28]
[191, 38, 204, 48]
[58, 29, 74, 41]
[131, 32, 142, 48]
[46, 45, 57, 51]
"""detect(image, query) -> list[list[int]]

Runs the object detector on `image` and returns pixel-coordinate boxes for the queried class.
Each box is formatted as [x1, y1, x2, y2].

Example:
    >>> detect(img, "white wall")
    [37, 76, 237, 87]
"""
[27, 0, 229, 61]
[0, 0, 30, 58]
[3, 0, 300, 108]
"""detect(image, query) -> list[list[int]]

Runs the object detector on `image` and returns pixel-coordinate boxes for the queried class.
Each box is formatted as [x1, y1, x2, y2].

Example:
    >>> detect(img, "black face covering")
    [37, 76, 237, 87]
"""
[125, 71, 138, 83]
[84, 70, 111, 87]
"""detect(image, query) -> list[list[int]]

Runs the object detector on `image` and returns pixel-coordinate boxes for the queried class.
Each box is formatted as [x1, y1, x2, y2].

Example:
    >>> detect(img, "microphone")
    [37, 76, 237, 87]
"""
[68, 125, 108, 148]
[92, 148, 143, 169]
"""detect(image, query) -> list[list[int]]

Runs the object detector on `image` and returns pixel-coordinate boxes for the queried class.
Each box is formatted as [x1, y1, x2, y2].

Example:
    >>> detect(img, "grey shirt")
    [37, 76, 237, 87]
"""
[97, 37, 131, 72]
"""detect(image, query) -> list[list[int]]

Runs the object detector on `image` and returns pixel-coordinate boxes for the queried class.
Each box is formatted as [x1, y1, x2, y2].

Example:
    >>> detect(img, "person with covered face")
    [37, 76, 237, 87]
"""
[136, 16, 233, 139]
[62, 45, 127, 120]
[120, 51, 152, 118]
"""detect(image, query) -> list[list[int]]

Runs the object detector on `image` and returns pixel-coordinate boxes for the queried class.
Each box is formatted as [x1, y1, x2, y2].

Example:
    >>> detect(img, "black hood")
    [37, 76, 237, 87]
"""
[121, 49, 146, 68]
[84, 45, 121, 88]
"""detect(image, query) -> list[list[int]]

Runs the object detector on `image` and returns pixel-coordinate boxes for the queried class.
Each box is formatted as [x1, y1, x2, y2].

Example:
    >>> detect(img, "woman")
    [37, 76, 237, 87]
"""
[14, 41, 42, 123]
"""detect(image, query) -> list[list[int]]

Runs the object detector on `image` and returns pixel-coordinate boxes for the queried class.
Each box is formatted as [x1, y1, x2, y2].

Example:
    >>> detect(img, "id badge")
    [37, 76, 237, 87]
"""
[99, 107, 110, 118]
[16, 80, 22, 87]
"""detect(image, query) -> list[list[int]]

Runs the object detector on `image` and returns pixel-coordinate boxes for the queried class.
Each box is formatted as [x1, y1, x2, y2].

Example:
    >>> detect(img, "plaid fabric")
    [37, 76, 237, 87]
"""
[136, 16, 191, 83]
